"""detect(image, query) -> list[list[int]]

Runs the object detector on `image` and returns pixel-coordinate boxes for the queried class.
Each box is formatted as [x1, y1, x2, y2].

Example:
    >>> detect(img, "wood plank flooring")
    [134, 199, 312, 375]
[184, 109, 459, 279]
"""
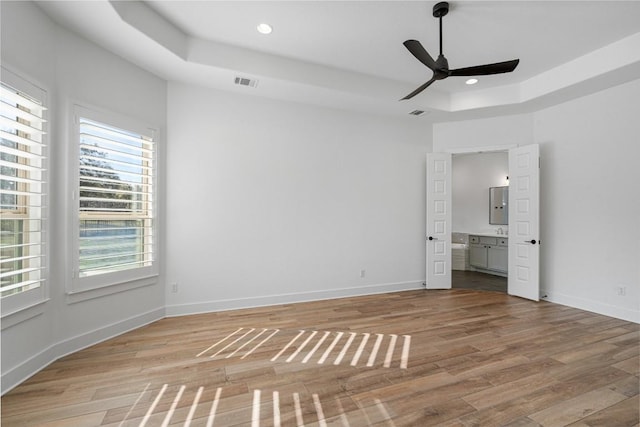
[2, 289, 638, 426]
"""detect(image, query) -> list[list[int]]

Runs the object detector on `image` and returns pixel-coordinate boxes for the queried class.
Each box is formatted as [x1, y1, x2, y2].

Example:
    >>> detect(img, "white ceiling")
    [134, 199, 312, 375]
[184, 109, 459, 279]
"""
[36, 1, 640, 120]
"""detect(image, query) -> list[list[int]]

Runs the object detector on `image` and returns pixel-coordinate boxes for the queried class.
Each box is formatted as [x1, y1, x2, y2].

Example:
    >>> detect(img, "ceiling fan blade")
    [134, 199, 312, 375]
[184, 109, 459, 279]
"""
[401, 77, 437, 100]
[449, 59, 519, 77]
[403, 40, 437, 71]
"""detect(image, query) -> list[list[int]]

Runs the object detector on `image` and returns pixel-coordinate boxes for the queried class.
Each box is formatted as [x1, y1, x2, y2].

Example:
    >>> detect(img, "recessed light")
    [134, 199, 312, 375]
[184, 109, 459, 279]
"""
[256, 23, 273, 35]
[465, 78, 478, 85]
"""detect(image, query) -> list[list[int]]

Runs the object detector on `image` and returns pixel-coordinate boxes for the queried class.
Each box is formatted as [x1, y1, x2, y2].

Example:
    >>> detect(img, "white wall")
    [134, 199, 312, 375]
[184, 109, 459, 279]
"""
[452, 152, 509, 234]
[533, 79, 640, 323]
[433, 80, 640, 322]
[1, 2, 167, 393]
[165, 82, 432, 315]
[433, 113, 534, 152]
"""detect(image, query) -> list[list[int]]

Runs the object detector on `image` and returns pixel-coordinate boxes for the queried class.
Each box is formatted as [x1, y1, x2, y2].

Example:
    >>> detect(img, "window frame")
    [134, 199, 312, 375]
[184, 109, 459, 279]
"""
[69, 104, 158, 296]
[0, 67, 49, 319]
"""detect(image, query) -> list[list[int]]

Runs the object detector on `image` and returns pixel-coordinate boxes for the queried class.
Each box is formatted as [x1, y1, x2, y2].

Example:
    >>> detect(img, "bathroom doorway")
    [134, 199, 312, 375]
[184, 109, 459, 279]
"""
[451, 151, 509, 293]
[426, 144, 540, 300]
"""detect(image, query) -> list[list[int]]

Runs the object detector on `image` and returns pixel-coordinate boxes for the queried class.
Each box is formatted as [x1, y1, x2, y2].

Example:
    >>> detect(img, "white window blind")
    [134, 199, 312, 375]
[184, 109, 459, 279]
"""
[0, 82, 47, 299]
[77, 117, 155, 279]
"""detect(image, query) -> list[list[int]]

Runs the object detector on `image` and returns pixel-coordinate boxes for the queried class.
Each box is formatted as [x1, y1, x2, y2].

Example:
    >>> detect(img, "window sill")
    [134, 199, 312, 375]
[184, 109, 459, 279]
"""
[1, 298, 49, 330]
[66, 274, 158, 304]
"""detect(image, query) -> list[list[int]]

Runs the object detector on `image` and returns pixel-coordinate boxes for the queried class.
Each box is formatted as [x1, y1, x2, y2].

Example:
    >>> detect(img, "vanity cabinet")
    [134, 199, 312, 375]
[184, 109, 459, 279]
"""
[469, 241, 488, 268]
[488, 244, 508, 272]
[469, 235, 508, 274]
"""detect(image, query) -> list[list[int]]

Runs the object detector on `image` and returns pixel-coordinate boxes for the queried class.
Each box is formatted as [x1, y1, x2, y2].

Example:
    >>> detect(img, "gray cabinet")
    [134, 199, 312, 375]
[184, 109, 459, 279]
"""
[469, 242, 488, 268]
[488, 245, 508, 272]
[469, 235, 508, 274]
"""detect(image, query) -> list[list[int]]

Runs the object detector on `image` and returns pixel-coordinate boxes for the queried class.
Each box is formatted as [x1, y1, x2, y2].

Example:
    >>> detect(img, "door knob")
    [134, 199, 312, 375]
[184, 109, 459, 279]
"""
[428, 236, 437, 241]
[526, 239, 537, 244]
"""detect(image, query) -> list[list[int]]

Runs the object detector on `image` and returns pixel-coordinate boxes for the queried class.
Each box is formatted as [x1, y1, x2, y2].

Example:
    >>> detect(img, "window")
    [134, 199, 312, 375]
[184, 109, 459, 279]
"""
[73, 107, 156, 292]
[0, 71, 47, 315]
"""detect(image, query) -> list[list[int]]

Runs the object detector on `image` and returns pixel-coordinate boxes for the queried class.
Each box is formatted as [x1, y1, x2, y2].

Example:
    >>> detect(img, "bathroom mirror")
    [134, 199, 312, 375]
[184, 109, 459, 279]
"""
[489, 186, 509, 225]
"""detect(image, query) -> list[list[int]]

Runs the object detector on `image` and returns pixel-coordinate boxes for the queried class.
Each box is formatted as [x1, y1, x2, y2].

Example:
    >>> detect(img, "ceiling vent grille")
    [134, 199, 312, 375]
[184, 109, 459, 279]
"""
[408, 109, 426, 116]
[234, 76, 259, 88]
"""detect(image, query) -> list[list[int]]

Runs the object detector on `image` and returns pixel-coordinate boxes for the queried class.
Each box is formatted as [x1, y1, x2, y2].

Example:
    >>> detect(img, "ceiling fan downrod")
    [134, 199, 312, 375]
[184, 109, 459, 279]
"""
[433, 1, 449, 57]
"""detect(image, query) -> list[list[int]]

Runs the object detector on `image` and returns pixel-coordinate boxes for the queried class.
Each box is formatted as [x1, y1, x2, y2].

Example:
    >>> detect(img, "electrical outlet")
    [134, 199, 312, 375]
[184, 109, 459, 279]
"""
[171, 282, 178, 293]
[360, 269, 366, 278]
[616, 286, 626, 296]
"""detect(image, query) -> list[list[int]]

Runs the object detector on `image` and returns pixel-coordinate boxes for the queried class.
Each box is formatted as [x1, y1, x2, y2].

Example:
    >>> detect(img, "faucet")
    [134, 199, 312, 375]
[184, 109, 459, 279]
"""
[497, 227, 503, 235]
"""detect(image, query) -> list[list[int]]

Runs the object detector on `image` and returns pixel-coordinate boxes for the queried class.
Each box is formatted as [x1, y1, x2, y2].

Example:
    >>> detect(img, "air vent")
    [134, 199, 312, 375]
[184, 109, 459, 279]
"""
[234, 76, 259, 88]
[408, 110, 426, 116]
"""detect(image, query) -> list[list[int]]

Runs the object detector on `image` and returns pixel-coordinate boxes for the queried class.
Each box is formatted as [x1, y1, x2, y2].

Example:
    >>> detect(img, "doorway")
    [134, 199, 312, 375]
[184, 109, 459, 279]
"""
[451, 151, 508, 293]
[425, 144, 540, 301]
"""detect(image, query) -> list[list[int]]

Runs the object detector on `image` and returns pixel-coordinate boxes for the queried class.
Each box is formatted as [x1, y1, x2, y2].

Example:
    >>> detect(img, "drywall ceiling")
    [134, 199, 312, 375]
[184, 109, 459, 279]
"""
[35, 1, 640, 120]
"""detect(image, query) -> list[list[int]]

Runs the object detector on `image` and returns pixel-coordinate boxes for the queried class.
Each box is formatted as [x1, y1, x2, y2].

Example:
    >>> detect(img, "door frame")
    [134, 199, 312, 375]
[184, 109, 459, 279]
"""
[437, 144, 517, 291]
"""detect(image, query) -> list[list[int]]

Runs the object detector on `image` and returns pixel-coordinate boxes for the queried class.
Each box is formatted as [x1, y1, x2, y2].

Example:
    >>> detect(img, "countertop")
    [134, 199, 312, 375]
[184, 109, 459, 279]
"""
[466, 232, 509, 238]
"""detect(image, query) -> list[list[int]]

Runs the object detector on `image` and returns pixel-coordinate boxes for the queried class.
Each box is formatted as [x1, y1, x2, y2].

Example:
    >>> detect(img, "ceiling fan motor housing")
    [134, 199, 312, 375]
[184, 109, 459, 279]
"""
[435, 55, 450, 78]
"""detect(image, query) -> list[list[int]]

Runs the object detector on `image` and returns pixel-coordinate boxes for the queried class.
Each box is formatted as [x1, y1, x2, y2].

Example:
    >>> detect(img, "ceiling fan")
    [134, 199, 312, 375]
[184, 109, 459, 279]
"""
[402, 1, 519, 100]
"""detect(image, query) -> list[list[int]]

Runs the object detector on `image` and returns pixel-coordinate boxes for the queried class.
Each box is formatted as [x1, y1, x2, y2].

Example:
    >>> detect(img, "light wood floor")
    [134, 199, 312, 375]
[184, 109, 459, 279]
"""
[2, 290, 639, 426]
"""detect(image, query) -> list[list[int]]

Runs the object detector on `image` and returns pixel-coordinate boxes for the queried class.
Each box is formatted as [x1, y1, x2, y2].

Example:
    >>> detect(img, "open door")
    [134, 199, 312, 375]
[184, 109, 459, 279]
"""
[426, 153, 451, 289]
[508, 144, 540, 300]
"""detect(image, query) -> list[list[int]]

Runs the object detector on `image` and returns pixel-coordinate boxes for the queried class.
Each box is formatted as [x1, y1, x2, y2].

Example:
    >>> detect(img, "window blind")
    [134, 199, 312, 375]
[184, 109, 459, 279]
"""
[78, 117, 154, 278]
[0, 82, 47, 298]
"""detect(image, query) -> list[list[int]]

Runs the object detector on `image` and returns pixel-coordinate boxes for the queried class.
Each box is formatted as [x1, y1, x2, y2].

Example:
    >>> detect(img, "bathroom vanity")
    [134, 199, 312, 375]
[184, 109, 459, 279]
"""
[469, 234, 508, 275]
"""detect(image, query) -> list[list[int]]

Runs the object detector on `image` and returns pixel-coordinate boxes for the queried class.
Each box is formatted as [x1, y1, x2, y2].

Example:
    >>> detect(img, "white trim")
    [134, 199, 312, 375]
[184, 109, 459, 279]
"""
[542, 289, 640, 324]
[165, 281, 423, 317]
[0, 306, 165, 395]
[68, 103, 159, 294]
[0, 298, 49, 330]
[444, 143, 518, 155]
[0, 66, 50, 315]
[65, 275, 158, 304]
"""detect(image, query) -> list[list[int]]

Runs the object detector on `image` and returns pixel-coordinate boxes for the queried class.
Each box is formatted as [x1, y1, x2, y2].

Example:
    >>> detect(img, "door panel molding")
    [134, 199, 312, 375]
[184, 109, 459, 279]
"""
[426, 153, 452, 289]
[508, 144, 540, 301]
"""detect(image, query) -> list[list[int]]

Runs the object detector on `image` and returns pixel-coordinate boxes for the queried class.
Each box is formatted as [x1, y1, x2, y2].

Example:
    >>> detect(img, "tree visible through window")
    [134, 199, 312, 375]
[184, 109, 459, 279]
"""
[77, 117, 154, 279]
[80, 145, 134, 210]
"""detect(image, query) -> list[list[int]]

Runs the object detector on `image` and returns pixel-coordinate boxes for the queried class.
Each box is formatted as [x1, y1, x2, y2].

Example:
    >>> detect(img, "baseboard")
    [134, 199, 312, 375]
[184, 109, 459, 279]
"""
[541, 289, 639, 324]
[1, 306, 165, 395]
[1, 344, 58, 397]
[165, 281, 423, 317]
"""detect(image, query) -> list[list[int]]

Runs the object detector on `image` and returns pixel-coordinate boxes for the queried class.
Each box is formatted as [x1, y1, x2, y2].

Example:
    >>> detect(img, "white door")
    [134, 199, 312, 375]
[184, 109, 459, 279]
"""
[426, 153, 451, 289]
[508, 144, 540, 301]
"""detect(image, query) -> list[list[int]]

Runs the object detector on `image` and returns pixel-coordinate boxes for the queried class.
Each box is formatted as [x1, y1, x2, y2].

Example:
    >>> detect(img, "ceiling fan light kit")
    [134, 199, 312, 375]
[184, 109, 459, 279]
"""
[401, 1, 520, 100]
